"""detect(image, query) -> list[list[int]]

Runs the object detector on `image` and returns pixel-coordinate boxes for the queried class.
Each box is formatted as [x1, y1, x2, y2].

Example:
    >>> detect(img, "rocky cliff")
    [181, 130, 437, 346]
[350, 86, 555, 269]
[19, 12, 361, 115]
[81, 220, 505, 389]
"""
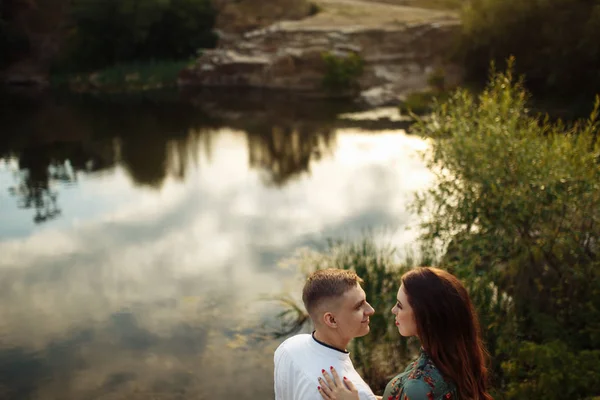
[180, 0, 462, 106]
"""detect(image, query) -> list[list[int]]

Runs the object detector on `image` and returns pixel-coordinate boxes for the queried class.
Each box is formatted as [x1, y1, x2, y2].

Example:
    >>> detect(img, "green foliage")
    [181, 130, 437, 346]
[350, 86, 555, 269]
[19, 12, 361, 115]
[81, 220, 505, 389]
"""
[427, 67, 446, 91]
[502, 341, 600, 400]
[308, 2, 322, 15]
[398, 90, 451, 116]
[321, 52, 365, 93]
[52, 60, 191, 92]
[399, 69, 453, 116]
[59, 0, 217, 71]
[412, 60, 600, 399]
[459, 0, 600, 97]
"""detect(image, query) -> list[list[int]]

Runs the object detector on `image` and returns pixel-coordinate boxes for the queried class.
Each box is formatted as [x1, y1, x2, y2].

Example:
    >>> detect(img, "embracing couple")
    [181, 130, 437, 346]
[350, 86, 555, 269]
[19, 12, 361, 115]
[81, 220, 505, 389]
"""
[273, 267, 493, 400]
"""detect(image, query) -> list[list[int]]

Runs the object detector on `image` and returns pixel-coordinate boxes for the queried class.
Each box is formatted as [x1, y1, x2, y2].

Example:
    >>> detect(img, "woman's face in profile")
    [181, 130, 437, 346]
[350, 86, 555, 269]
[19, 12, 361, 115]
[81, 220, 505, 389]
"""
[391, 285, 417, 337]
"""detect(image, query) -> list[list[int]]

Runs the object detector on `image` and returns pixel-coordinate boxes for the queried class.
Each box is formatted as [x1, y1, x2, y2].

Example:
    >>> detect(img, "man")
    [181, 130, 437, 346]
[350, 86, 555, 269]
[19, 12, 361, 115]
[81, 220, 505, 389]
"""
[274, 268, 378, 400]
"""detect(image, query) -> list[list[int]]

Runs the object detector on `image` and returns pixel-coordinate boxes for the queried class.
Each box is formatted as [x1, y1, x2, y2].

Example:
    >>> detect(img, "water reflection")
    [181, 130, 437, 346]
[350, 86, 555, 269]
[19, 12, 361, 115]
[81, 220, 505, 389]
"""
[0, 89, 431, 399]
[247, 125, 334, 186]
[6, 142, 112, 224]
[1, 89, 355, 221]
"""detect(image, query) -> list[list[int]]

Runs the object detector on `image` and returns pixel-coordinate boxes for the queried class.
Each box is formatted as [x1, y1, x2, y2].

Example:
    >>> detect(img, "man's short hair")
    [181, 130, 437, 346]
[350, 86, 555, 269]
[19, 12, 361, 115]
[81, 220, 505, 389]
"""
[302, 268, 363, 317]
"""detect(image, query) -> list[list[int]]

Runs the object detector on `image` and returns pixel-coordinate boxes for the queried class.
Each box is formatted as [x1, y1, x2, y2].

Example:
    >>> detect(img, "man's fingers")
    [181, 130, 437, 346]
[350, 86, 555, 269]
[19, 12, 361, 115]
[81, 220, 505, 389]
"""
[321, 369, 337, 388]
[343, 376, 358, 393]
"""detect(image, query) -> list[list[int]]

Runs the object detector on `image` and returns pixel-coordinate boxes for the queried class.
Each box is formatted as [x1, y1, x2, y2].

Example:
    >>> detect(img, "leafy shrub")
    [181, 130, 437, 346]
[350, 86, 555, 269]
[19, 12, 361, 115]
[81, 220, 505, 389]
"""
[308, 2, 322, 15]
[321, 52, 364, 93]
[412, 60, 600, 399]
[398, 90, 451, 116]
[59, 0, 217, 71]
[427, 67, 446, 91]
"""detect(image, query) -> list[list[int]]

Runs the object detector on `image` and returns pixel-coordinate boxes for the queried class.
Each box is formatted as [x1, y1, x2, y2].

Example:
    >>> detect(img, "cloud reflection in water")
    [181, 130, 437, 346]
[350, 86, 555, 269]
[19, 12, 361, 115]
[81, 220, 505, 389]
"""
[0, 123, 432, 399]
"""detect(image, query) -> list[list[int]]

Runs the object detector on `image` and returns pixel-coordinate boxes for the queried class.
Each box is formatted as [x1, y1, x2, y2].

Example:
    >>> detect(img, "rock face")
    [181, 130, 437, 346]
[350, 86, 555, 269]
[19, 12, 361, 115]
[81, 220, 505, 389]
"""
[179, 19, 463, 106]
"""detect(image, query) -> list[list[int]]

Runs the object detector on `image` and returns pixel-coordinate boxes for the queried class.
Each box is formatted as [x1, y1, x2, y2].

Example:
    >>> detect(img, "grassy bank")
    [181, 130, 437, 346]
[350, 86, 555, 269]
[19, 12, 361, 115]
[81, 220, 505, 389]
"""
[51, 60, 191, 93]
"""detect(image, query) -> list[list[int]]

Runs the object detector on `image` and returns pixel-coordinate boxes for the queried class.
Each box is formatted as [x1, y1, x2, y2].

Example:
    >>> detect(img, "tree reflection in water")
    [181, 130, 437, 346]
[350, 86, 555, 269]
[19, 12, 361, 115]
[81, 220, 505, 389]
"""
[247, 124, 335, 187]
[5, 142, 115, 224]
[191, 89, 346, 187]
[1, 88, 361, 223]
[8, 147, 73, 224]
[10, 164, 63, 224]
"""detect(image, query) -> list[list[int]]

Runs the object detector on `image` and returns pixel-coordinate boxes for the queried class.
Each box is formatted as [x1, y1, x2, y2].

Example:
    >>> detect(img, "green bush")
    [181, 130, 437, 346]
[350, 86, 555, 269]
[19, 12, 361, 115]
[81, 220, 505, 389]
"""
[59, 0, 217, 71]
[412, 60, 600, 399]
[398, 90, 451, 116]
[459, 0, 600, 98]
[321, 52, 364, 93]
[308, 2, 322, 15]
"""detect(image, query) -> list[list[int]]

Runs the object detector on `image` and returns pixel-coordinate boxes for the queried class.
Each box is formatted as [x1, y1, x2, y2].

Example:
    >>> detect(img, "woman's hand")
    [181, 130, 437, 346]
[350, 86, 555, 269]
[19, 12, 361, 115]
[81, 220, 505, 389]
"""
[317, 367, 359, 400]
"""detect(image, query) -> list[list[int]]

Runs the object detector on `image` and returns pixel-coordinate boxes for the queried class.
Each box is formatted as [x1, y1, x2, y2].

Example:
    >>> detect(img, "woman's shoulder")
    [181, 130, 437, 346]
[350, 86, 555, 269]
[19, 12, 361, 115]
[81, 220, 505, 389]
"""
[409, 353, 457, 400]
[403, 370, 456, 400]
[407, 352, 445, 384]
[384, 352, 458, 400]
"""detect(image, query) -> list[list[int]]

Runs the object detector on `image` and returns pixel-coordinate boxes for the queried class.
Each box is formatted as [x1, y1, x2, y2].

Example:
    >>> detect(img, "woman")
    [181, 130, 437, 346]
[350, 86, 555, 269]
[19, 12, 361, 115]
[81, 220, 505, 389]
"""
[317, 267, 493, 400]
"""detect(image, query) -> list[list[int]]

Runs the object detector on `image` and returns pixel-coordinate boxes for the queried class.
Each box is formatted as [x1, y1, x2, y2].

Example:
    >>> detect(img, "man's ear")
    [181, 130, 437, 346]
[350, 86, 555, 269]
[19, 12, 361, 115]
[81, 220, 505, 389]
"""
[322, 312, 337, 328]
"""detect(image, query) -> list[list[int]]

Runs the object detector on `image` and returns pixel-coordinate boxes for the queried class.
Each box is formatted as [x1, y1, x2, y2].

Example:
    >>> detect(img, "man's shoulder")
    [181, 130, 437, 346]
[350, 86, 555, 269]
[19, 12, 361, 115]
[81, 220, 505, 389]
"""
[275, 333, 312, 354]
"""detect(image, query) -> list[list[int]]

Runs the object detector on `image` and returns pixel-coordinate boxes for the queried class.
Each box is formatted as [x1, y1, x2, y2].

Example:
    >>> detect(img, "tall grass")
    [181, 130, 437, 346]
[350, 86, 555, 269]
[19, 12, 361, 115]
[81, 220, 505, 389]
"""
[271, 236, 431, 394]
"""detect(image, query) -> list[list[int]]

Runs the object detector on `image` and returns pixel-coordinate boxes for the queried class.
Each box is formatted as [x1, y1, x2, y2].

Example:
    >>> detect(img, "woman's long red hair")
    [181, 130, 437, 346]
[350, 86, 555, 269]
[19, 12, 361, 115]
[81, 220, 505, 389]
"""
[402, 267, 493, 400]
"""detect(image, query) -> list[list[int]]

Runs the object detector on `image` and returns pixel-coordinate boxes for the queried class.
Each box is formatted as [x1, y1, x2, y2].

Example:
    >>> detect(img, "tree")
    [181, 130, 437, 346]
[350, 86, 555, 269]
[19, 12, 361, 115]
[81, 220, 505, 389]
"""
[459, 0, 600, 99]
[61, 0, 217, 70]
[413, 60, 600, 399]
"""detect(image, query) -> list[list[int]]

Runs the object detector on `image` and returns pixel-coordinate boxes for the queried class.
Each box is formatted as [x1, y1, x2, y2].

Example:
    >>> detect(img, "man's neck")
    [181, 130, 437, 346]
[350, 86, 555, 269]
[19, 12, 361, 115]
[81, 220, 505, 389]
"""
[313, 329, 349, 353]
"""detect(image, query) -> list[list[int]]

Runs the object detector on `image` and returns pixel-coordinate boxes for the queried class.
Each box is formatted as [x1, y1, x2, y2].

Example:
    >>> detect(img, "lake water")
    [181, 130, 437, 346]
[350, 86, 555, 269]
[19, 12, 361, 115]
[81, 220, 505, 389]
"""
[0, 89, 433, 400]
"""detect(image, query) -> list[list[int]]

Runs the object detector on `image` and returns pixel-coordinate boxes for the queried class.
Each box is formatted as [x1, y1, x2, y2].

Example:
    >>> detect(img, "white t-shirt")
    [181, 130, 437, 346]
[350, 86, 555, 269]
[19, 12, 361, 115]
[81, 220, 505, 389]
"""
[274, 333, 377, 400]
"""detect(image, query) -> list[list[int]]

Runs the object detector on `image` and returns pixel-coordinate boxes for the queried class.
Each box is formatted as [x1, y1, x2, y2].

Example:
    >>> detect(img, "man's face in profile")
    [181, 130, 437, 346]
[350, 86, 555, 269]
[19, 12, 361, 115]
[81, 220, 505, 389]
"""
[331, 283, 375, 340]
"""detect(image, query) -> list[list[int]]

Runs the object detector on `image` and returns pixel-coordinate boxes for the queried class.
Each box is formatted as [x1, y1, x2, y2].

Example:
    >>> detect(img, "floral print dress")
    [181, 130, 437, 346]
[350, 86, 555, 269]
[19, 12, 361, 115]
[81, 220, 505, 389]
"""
[382, 349, 459, 400]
